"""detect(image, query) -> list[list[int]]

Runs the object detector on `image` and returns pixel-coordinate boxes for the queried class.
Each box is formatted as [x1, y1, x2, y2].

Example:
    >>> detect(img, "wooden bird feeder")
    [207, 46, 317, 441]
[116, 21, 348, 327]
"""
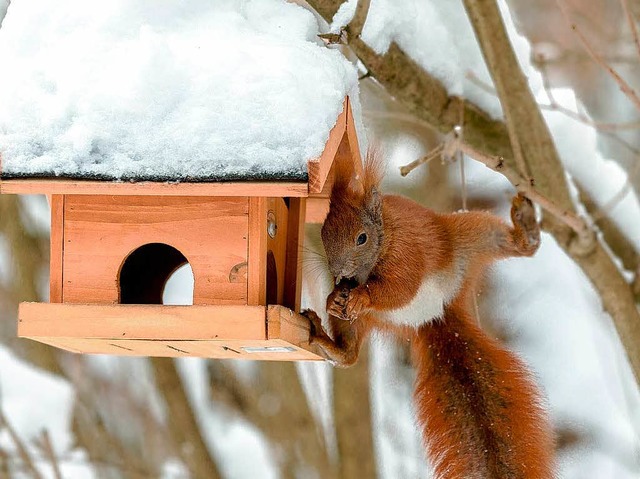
[0, 97, 361, 361]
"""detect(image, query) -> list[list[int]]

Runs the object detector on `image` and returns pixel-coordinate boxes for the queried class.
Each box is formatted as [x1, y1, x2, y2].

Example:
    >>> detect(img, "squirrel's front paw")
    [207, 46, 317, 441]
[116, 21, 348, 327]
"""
[301, 309, 328, 344]
[326, 284, 351, 319]
[510, 194, 540, 255]
[344, 286, 371, 321]
[301, 309, 322, 332]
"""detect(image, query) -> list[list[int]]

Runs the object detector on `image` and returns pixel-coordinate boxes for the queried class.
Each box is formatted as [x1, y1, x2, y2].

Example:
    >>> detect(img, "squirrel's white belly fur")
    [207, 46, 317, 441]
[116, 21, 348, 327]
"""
[382, 260, 465, 328]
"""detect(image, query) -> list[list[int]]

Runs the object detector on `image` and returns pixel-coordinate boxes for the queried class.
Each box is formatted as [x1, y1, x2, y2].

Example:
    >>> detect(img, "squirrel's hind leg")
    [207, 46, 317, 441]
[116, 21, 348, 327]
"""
[507, 194, 541, 257]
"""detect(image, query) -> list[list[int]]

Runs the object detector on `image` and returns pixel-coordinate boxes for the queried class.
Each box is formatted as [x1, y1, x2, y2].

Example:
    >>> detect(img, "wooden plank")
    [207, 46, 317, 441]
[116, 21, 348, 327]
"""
[0, 179, 308, 197]
[19, 302, 323, 360]
[18, 303, 266, 340]
[62, 196, 248, 305]
[34, 337, 323, 361]
[247, 197, 267, 306]
[306, 166, 334, 223]
[305, 120, 361, 224]
[305, 97, 364, 223]
[49, 195, 65, 303]
[305, 197, 330, 224]
[307, 98, 348, 194]
[283, 198, 306, 310]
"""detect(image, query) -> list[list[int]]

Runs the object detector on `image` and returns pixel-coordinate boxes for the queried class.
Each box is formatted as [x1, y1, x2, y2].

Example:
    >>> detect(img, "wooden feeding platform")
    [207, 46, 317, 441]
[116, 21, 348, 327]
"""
[1, 97, 362, 361]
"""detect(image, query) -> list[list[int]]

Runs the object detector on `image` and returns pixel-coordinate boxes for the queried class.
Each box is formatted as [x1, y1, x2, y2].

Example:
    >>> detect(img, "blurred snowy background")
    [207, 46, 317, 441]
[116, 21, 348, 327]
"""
[1, 0, 640, 478]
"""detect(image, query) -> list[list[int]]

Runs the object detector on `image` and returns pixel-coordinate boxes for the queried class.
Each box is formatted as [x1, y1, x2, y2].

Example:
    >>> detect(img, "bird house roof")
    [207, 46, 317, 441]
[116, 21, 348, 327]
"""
[0, 0, 360, 197]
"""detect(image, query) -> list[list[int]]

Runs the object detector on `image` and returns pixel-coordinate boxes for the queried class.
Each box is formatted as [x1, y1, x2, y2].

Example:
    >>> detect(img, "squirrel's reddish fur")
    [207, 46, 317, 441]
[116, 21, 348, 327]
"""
[305, 151, 555, 478]
[413, 299, 554, 478]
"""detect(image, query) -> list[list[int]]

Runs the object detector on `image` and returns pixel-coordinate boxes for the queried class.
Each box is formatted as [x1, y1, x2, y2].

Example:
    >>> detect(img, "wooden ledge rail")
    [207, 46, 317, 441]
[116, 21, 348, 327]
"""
[17, 303, 323, 361]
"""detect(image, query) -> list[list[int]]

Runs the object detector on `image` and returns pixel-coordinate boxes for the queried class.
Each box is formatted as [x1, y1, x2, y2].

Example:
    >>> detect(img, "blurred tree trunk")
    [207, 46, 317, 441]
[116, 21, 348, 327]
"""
[150, 358, 222, 479]
[0, 196, 63, 376]
[333, 344, 377, 478]
[208, 360, 336, 478]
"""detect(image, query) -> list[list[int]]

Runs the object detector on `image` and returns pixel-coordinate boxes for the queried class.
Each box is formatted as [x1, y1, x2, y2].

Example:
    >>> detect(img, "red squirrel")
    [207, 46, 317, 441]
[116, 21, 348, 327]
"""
[303, 151, 555, 478]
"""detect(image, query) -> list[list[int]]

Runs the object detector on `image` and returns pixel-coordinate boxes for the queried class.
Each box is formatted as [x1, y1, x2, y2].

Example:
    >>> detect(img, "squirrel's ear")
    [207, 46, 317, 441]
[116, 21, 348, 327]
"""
[363, 146, 385, 193]
[366, 186, 383, 222]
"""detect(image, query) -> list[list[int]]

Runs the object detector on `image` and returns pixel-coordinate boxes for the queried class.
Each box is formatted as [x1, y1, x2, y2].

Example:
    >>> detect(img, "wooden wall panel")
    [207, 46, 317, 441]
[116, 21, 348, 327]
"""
[49, 195, 65, 302]
[247, 198, 267, 306]
[62, 196, 248, 305]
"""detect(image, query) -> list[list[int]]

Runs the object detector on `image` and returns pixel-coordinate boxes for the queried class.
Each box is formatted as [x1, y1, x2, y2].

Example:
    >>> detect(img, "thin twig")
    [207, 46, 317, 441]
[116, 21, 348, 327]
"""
[0, 410, 43, 479]
[399, 144, 443, 176]
[620, 0, 640, 60]
[399, 128, 594, 247]
[555, 0, 640, 111]
[536, 63, 640, 132]
[457, 100, 468, 211]
[37, 430, 62, 479]
[459, 151, 467, 211]
[466, 69, 640, 132]
[592, 158, 640, 221]
[459, 141, 593, 245]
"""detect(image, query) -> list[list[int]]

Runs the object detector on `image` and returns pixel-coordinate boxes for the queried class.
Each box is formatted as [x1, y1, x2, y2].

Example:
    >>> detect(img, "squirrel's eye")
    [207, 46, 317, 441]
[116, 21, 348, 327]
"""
[356, 232, 368, 246]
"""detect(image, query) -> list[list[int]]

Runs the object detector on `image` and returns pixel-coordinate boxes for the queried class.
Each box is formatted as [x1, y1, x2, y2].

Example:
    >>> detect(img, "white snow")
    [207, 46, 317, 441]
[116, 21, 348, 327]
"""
[360, 0, 498, 118]
[329, 0, 357, 34]
[487, 235, 640, 479]
[360, 0, 542, 120]
[175, 358, 278, 479]
[162, 263, 194, 305]
[0, 346, 94, 478]
[0, 0, 8, 26]
[0, 346, 73, 451]
[543, 89, 640, 253]
[0, 0, 358, 181]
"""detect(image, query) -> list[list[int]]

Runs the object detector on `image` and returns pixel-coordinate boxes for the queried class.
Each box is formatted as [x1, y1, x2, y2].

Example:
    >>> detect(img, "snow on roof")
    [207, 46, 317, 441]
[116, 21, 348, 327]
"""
[0, 0, 358, 182]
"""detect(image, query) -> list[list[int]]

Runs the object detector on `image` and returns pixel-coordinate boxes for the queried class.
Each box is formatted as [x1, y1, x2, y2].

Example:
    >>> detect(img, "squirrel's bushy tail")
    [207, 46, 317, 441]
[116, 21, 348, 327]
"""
[411, 302, 555, 479]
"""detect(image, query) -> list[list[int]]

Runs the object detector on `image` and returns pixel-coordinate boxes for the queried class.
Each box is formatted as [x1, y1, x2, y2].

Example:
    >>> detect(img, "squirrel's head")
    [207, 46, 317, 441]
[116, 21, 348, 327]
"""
[321, 148, 385, 286]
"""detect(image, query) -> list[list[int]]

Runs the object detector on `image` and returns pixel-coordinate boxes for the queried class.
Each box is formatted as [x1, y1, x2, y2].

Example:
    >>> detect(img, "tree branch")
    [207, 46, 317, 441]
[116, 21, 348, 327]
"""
[464, 0, 640, 383]
[458, 142, 593, 247]
[306, 0, 640, 384]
